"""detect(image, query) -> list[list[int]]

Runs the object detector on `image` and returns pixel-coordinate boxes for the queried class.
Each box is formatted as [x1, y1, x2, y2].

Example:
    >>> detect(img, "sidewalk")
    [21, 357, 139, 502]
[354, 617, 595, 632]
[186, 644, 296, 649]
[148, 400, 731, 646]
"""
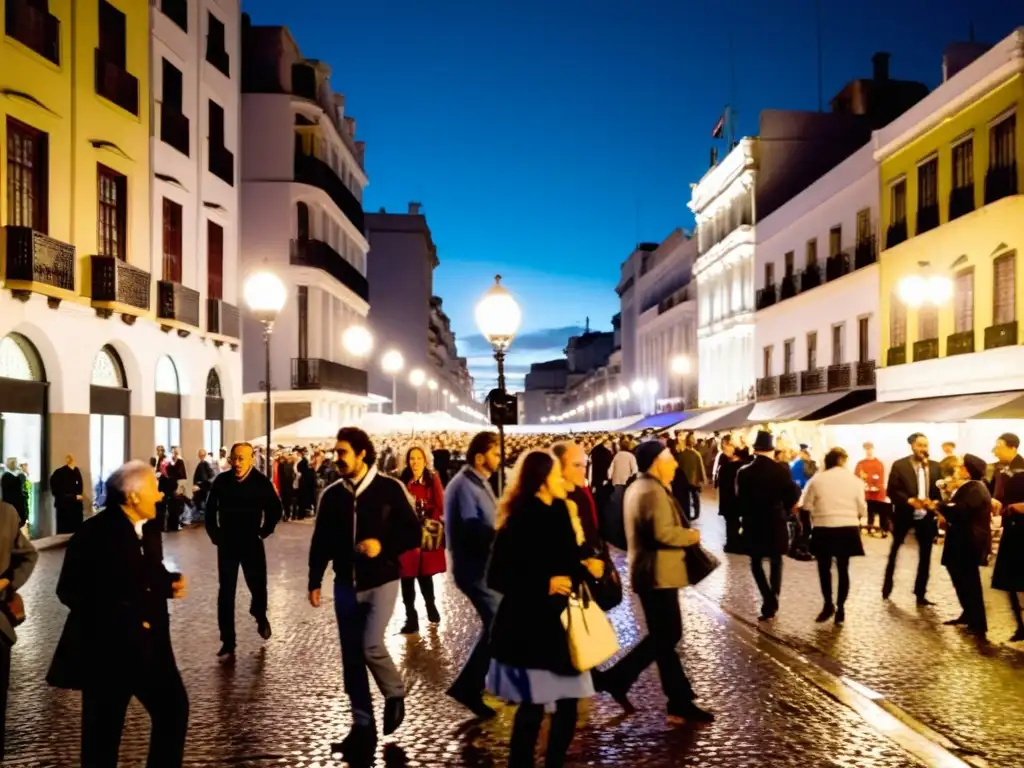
[691, 493, 1024, 767]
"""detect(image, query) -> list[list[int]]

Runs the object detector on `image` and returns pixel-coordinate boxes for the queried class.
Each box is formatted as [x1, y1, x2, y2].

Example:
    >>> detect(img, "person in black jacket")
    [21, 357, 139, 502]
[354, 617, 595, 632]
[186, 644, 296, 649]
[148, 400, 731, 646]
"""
[191, 449, 215, 524]
[308, 427, 421, 761]
[50, 455, 85, 534]
[205, 442, 283, 657]
[295, 449, 317, 519]
[48, 460, 189, 767]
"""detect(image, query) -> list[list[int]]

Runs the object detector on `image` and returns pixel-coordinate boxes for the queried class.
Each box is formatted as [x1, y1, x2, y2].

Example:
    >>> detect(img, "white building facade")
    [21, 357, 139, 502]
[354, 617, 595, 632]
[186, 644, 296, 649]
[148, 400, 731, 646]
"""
[690, 139, 759, 407]
[240, 21, 370, 438]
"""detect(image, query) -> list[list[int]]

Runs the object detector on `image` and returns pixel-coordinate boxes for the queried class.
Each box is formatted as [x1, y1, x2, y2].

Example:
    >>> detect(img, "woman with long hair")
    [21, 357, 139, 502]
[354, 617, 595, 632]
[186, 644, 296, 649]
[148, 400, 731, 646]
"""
[397, 445, 446, 634]
[487, 450, 602, 768]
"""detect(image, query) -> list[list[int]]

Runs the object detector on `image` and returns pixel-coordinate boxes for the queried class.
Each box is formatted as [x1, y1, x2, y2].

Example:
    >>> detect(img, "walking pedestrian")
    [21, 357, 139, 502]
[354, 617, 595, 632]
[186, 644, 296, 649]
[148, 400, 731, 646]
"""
[855, 442, 889, 537]
[735, 431, 801, 620]
[308, 427, 421, 759]
[205, 442, 283, 657]
[444, 431, 503, 719]
[594, 440, 713, 724]
[609, 437, 638, 487]
[191, 449, 215, 525]
[277, 452, 296, 521]
[882, 433, 941, 605]
[798, 448, 866, 624]
[938, 454, 991, 636]
[716, 440, 745, 553]
[164, 447, 187, 532]
[991, 432, 1024, 641]
[397, 445, 446, 634]
[50, 455, 85, 534]
[673, 432, 707, 521]
[48, 460, 189, 767]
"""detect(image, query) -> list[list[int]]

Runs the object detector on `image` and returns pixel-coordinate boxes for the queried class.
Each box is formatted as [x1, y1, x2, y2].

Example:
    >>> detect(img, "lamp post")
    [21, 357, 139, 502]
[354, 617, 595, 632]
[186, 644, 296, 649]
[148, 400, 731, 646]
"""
[243, 271, 287, 469]
[381, 350, 404, 415]
[427, 379, 438, 411]
[409, 368, 426, 412]
[475, 275, 522, 496]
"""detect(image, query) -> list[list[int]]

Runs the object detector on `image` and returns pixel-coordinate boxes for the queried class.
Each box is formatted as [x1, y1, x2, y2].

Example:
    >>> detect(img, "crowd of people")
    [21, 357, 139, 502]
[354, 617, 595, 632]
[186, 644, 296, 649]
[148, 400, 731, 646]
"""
[0, 419, 1019, 767]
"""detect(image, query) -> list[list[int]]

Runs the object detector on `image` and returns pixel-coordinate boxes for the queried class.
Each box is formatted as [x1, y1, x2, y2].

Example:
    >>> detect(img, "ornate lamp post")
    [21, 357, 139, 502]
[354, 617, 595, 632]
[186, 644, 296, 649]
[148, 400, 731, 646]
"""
[475, 275, 522, 495]
[243, 270, 287, 468]
[381, 350, 404, 415]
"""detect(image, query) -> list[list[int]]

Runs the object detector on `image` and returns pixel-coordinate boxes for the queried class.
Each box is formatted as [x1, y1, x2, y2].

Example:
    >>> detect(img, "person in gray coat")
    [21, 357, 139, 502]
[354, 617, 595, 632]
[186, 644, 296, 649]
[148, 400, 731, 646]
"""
[594, 440, 714, 725]
[0, 499, 38, 758]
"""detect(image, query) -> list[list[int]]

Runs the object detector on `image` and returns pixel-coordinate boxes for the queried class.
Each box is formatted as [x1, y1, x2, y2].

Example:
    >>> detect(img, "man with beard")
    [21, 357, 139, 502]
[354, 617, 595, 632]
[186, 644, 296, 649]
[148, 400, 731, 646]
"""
[50, 455, 85, 534]
[205, 443, 282, 657]
[309, 427, 421, 759]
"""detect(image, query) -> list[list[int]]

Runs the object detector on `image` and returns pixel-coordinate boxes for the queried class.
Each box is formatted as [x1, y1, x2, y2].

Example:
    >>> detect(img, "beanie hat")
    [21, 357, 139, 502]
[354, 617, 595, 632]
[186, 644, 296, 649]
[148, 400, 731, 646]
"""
[636, 440, 668, 473]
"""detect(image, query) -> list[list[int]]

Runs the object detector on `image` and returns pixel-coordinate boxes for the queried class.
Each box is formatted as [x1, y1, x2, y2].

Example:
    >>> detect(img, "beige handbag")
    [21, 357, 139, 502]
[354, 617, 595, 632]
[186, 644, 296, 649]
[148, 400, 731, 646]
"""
[560, 582, 619, 672]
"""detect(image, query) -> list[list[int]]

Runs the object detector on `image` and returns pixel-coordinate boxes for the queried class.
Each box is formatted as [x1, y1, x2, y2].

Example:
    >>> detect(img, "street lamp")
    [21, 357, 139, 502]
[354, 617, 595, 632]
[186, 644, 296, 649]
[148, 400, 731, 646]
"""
[342, 325, 373, 358]
[410, 368, 426, 412]
[671, 355, 691, 376]
[381, 350, 404, 415]
[586, 399, 595, 422]
[897, 273, 953, 308]
[475, 275, 522, 495]
[244, 270, 287, 467]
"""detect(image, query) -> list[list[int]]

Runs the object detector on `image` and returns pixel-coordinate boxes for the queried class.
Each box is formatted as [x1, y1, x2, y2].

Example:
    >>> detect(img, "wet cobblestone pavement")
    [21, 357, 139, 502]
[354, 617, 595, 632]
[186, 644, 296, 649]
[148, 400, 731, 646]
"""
[4, 522, 930, 767]
[693, 493, 1024, 768]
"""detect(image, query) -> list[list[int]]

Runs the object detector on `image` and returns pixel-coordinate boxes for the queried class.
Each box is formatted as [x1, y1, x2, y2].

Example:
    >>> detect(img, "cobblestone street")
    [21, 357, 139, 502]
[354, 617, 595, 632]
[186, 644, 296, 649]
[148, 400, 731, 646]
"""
[2, 510, 1018, 767]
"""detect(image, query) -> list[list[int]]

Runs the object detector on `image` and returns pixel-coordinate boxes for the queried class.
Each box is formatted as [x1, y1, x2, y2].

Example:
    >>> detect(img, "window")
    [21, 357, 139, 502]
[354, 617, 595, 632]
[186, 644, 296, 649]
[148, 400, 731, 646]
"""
[207, 221, 223, 300]
[762, 346, 773, 378]
[891, 179, 907, 223]
[6, 117, 48, 232]
[994, 252, 1016, 325]
[831, 324, 844, 365]
[297, 285, 308, 359]
[858, 317, 870, 362]
[990, 114, 1016, 169]
[954, 269, 974, 334]
[856, 208, 871, 242]
[161, 0, 187, 32]
[208, 99, 224, 147]
[953, 138, 974, 188]
[97, 164, 126, 260]
[919, 305, 939, 341]
[5, 0, 60, 63]
[807, 331, 817, 370]
[918, 157, 938, 209]
[806, 238, 817, 267]
[890, 293, 907, 348]
[829, 226, 841, 257]
[162, 198, 182, 282]
[764, 262, 774, 287]
[98, 0, 126, 68]
[783, 339, 794, 374]
[162, 59, 183, 111]
[784, 251, 794, 277]
[205, 11, 229, 76]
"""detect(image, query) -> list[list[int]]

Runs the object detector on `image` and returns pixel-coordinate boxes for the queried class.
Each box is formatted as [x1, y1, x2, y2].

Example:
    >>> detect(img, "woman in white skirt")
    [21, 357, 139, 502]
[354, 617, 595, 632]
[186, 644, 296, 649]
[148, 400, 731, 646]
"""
[486, 450, 604, 767]
[798, 447, 867, 624]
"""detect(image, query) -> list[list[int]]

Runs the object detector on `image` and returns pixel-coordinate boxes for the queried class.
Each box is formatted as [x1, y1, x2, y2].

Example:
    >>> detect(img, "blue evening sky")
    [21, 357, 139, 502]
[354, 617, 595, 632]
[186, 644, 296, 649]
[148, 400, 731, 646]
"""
[242, 0, 1020, 395]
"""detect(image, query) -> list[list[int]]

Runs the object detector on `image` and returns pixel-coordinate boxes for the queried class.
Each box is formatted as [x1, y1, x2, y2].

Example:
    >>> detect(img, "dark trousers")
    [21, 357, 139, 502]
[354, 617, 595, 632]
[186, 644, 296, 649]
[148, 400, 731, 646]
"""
[866, 500, 892, 532]
[1010, 591, 1024, 630]
[449, 570, 500, 697]
[0, 638, 9, 759]
[816, 555, 851, 607]
[280, 490, 295, 520]
[723, 513, 743, 551]
[751, 555, 784, 614]
[600, 589, 694, 709]
[680, 487, 702, 521]
[883, 516, 937, 598]
[401, 575, 436, 617]
[166, 498, 184, 532]
[217, 540, 268, 647]
[81, 656, 189, 767]
[947, 561, 987, 630]
[509, 699, 578, 768]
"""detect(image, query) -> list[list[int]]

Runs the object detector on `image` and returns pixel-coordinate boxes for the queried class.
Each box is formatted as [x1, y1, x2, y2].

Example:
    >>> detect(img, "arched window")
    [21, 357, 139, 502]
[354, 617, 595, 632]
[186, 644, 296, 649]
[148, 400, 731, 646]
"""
[0, 333, 44, 381]
[156, 356, 180, 394]
[206, 369, 222, 398]
[91, 346, 126, 388]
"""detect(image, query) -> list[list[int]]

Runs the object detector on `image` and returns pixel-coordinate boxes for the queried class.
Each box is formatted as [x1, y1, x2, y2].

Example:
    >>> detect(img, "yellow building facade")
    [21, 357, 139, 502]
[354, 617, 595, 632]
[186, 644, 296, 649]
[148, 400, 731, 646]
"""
[876, 33, 1024, 403]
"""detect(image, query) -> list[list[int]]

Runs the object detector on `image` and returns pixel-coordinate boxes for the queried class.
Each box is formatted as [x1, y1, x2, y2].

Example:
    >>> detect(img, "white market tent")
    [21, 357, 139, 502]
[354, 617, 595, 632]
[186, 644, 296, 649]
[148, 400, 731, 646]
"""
[247, 411, 489, 445]
[504, 415, 639, 435]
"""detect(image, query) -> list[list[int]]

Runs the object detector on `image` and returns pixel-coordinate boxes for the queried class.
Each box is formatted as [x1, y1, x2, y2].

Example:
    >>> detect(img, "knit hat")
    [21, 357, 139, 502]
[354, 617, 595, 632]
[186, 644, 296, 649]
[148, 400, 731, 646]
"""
[636, 440, 669, 473]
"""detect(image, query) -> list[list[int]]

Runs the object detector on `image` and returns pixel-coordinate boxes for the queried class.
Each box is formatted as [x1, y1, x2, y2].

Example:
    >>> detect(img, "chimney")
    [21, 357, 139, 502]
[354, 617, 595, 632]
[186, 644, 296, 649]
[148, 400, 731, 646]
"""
[408, 202, 422, 215]
[872, 52, 890, 82]
[343, 116, 356, 137]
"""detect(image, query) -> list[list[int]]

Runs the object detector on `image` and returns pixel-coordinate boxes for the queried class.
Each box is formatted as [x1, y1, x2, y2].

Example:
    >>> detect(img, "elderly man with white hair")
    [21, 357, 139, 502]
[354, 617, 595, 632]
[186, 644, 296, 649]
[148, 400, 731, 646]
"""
[48, 460, 189, 768]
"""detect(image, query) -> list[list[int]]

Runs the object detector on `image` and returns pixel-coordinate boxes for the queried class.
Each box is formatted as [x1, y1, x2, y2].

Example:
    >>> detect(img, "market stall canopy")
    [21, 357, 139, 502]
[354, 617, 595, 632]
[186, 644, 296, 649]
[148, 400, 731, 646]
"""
[620, 410, 694, 433]
[682, 402, 755, 433]
[358, 411, 488, 434]
[246, 415, 342, 446]
[506, 415, 639, 435]
[823, 390, 1024, 425]
[748, 391, 851, 423]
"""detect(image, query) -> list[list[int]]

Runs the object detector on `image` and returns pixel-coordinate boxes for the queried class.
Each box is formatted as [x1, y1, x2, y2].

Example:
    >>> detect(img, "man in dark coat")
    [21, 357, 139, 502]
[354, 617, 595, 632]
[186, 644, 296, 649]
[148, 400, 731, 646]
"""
[164, 447, 188, 532]
[295, 449, 317, 519]
[883, 432, 942, 605]
[205, 443, 283, 657]
[992, 432, 1024, 642]
[277, 452, 296, 521]
[735, 431, 800, 620]
[48, 460, 189, 767]
[191, 449, 216, 524]
[432, 445, 452, 486]
[0, 460, 27, 527]
[716, 440, 746, 553]
[50, 454, 85, 534]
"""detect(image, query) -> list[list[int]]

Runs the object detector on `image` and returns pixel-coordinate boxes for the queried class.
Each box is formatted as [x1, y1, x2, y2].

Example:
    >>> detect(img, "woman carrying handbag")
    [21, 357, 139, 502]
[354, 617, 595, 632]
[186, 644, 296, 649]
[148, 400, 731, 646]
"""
[397, 445, 447, 635]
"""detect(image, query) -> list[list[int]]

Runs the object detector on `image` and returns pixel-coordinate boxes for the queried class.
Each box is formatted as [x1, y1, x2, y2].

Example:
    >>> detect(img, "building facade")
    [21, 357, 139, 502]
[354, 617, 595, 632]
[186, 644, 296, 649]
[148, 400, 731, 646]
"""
[240, 19, 369, 438]
[428, 296, 474, 409]
[1, 0, 242, 536]
[615, 242, 658, 389]
[876, 30, 1024, 402]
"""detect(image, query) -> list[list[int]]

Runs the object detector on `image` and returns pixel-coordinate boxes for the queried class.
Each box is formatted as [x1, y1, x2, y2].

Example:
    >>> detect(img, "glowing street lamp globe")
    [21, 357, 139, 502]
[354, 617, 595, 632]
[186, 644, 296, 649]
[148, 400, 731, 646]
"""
[618, 386, 630, 401]
[897, 274, 927, 308]
[474, 275, 522, 351]
[381, 350, 404, 375]
[244, 271, 286, 322]
[671, 355, 691, 375]
[595, 395, 605, 406]
[631, 379, 645, 396]
[927, 275, 953, 304]
[342, 325, 373, 358]
[409, 368, 426, 387]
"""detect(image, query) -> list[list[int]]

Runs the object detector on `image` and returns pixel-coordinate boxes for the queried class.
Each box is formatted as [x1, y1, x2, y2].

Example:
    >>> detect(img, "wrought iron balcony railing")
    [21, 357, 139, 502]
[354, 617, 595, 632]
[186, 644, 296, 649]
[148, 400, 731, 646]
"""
[985, 163, 1018, 205]
[885, 220, 907, 249]
[294, 151, 365, 232]
[913, 337, 940, 362]
[3, 226, 75, 294]
[207, 298, 240, 339]
[916, 204, 939, 235]
[290, 238, 369, 301]
[984, 321, 1017, 350]
[800, 367, 826, 393]
[886, 345, 906, 366]
[5, 0, 60, 64]
[948, 185, 975, 221]
[157, 280, 200, 328]
[160, 107, 189, 157]
[779, 372, 799, 396]
[94, 48, 139, 116]
[946, 330, 975, 357]
[291, 358, 368, 395]
[91, 256, 150, 311]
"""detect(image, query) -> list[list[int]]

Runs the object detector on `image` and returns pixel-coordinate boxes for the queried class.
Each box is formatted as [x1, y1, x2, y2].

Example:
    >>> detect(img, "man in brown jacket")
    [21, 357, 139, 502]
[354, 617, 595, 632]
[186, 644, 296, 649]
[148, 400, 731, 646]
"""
[674, 432, 708, 521]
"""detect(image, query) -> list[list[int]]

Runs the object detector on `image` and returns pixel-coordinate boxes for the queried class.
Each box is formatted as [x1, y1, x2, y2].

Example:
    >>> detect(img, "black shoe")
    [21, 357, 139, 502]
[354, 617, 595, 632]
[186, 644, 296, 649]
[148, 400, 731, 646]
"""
[667, 701, 715, 725]
[446, 687, 497, 719]
[881, 583, 893, 600]
[399, 617, 419, 635]
[916, 597, 936, 607]
[835, 606, 845, 625]
[965, 625, 988, 637]
[1009, 628, 1024, 642]
[815, 604, 835, 623]
[594, 673, 636, 715]
[426, 602, 441, 624]
[217, 644, 235, 658]
[943, 615, 968, 626]
[257, 618, 272, 640]
[333, 725, 377, 758]
[382, 697, 405, 736]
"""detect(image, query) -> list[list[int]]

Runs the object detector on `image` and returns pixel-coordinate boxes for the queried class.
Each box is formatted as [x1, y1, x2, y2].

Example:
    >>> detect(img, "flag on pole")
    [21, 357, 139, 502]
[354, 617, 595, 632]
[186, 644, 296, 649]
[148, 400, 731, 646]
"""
[712, 110, 726, 139]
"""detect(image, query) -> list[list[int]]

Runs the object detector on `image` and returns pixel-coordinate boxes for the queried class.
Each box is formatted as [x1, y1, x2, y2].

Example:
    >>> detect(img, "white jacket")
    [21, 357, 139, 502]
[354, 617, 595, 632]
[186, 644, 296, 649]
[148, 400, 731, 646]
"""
[799, 466, 867, 528]
[609, 451, 638, 485]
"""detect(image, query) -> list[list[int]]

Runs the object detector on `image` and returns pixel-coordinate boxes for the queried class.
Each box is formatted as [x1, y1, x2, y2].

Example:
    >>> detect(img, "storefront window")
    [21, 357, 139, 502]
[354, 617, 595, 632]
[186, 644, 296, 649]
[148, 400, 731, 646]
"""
[0, 333, 46, 533]
[155, 356, 181, 452]
[89, 346, 128, 508]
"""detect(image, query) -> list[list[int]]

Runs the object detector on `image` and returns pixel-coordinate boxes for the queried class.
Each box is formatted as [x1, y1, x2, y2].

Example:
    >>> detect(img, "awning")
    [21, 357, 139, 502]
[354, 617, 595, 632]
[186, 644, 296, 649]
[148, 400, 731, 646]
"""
[748, 391, 850, 423]
[683, 402, 755, 433]
[821, 400, 917, 425]
[621, 410, 692, 432]
[823, 390, 1024, 425]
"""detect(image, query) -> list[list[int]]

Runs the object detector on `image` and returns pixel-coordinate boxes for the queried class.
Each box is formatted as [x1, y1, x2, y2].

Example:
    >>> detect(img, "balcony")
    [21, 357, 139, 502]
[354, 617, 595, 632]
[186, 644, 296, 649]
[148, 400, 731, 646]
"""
[948, 185, 975, 221]
[780, 274, 797, 300]
[913, 337, 940, 362]
[290, 238, 369, 302]
[855, 360, 876, 387]
[756, 376, 779, 399]
[854, 236, 877, 269]
[94, 49, 139, 116]
[801, 263, 821, 291]
[157, 280, 200, 330]
[658, 285, 691, 314]
[885, 220, 907, 249]
[755, 284, 777, 310]
[779, 372, 799, 396]
[825, 252, 850, 282]
[826, 363, 852, 391]
[5, 0, 60, 64]
[294, 151, 365, 232]
[206, 298, 240, 340]
[946, 329, 975, 357]
[985, 163, 1018, 205]
[984, 321, 1018, 350]
[160, 107, 189, 157]
[291, 358, 368, 395]
[800, 368, 826, 394]
[160, 0, 187, 31]
[887, 345, 906, 366]
[209, 144, 234, 186]
[90, 256, 150, 312]
[916, 204, 939, 235]
[3, 227, 75, 303]
[206, 46, 229, 78]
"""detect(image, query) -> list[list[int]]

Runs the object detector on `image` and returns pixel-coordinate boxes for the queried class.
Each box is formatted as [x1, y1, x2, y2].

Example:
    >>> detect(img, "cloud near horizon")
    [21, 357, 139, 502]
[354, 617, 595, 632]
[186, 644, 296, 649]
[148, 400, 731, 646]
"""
[459, 325, 586, 356]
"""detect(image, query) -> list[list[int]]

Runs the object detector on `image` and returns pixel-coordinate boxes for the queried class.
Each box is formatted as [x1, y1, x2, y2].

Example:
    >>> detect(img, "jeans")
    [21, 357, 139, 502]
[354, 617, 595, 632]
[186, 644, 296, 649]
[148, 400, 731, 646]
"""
[449, 569, 500, 696]
[816, 555, 851, 607]
[883, 516, 937, 598]
[750, 555, 784, 614]
[217, 539, 268, 647]
[333, 580, 404, 728]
